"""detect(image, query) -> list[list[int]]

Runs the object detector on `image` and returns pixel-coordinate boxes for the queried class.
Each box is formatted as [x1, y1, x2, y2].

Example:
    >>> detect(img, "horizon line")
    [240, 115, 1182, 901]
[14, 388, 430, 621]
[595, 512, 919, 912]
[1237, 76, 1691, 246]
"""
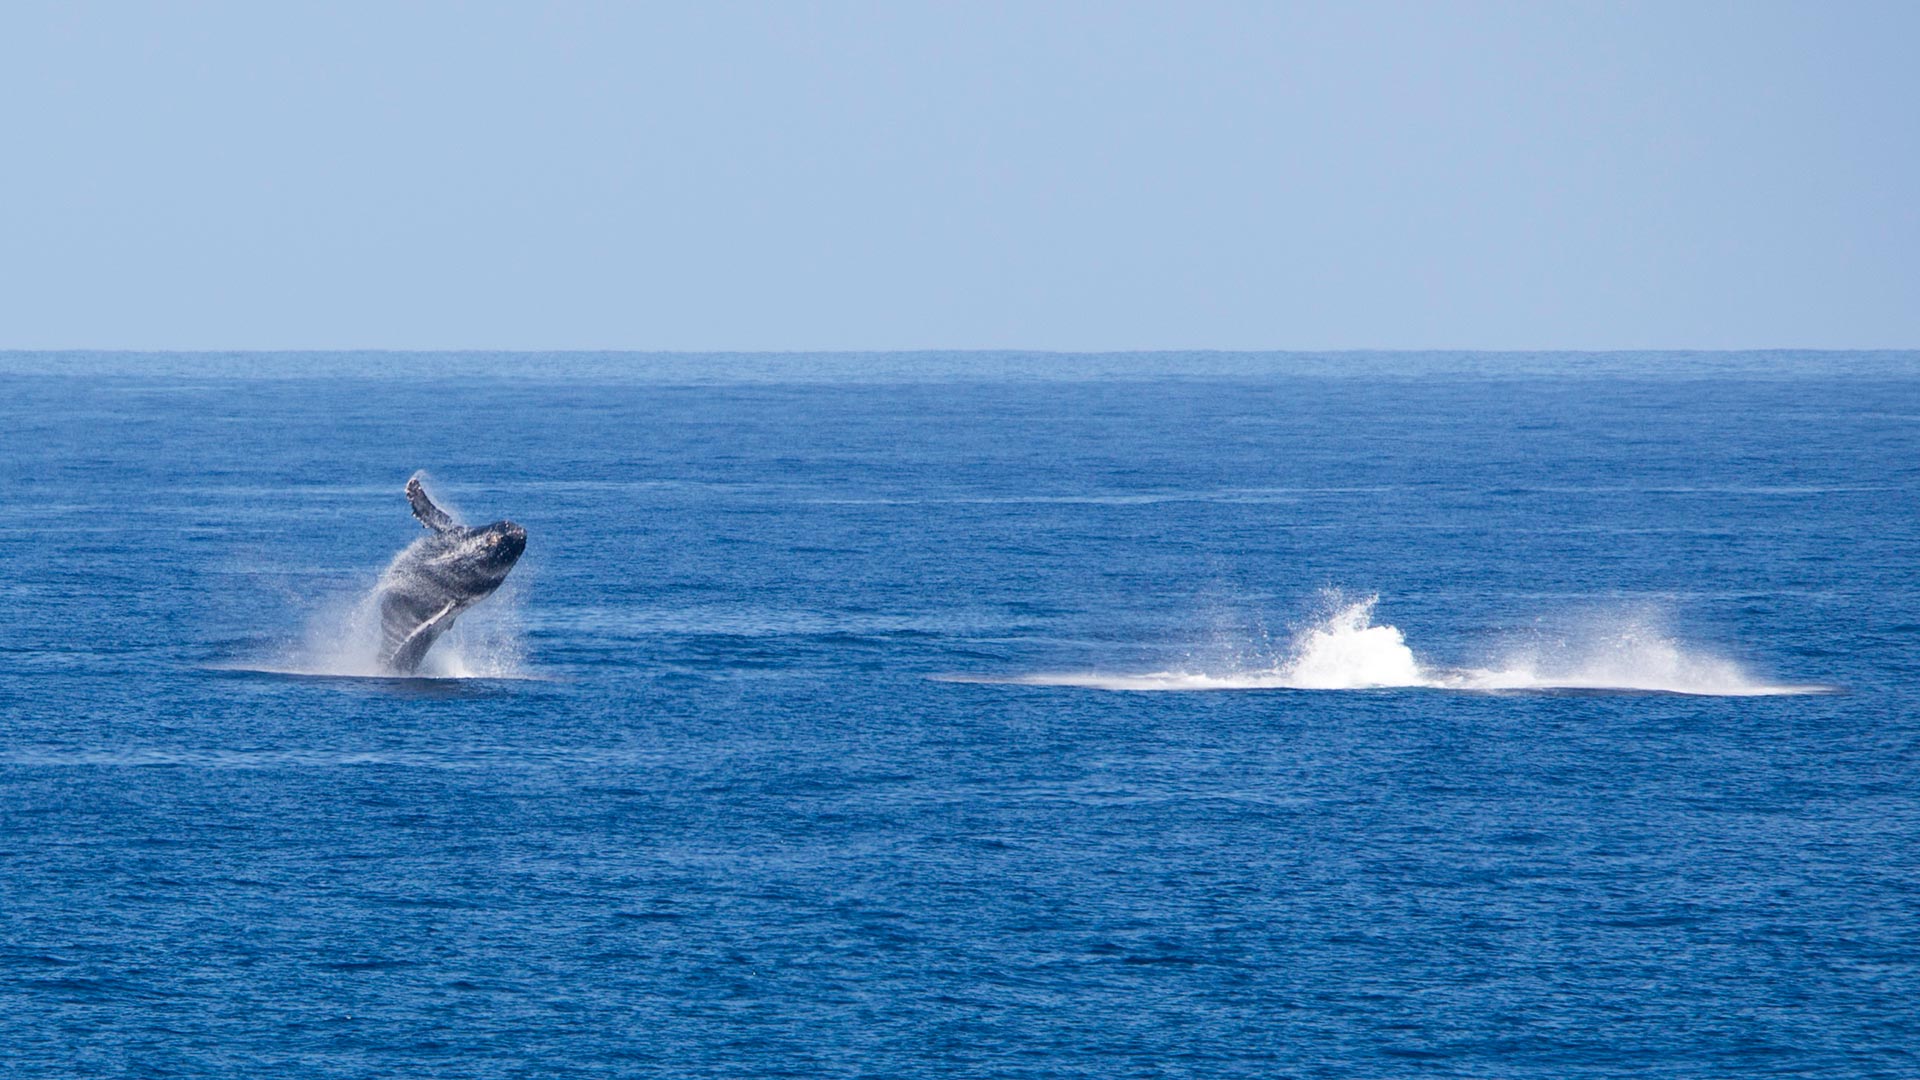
[5, 346, 1918, 356]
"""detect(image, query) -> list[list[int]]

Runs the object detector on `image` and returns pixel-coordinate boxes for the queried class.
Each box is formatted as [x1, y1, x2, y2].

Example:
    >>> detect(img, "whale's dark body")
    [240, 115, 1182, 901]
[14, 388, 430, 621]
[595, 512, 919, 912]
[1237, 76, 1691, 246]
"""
[377, 472, 527, 674]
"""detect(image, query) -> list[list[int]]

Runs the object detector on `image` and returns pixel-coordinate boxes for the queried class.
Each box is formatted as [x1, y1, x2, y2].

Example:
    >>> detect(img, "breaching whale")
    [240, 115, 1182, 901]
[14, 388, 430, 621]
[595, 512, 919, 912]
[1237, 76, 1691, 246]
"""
[376, 471, 527, 674]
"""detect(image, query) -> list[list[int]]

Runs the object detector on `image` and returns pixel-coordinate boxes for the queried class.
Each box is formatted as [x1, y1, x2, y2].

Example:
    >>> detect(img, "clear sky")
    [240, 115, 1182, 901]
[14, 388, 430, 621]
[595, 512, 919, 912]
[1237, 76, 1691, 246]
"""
[2, 1, 1915, 351]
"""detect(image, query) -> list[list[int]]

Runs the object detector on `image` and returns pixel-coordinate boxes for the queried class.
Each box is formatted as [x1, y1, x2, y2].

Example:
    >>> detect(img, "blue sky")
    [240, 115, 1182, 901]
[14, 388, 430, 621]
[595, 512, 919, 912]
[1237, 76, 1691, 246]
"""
[2, 1, 1914, 350]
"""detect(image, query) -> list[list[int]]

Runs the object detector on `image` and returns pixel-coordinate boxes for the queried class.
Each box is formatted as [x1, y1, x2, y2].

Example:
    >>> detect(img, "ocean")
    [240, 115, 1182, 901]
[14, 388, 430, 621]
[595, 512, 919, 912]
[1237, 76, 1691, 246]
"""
[2, 351, 1916, 1077]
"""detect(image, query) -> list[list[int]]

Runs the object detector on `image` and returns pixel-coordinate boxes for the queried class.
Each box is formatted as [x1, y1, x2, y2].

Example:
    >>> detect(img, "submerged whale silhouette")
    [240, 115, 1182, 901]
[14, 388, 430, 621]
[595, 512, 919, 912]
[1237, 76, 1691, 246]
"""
[377, 472, 527, 674]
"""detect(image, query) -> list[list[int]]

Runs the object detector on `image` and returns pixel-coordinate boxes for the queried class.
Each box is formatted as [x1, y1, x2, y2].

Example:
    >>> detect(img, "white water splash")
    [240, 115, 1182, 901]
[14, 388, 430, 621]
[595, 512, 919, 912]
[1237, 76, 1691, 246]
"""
[1284, 595, 1424, 689]
[949, 595, 1827, 697]
[226, 556, 532, 681]
[1436, 614, 1817, 696]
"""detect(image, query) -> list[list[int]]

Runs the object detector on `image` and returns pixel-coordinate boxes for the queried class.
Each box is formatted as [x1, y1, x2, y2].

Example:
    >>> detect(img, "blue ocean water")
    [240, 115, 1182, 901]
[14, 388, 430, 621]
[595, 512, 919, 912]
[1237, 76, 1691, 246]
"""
[2, 352, 1917, 1077]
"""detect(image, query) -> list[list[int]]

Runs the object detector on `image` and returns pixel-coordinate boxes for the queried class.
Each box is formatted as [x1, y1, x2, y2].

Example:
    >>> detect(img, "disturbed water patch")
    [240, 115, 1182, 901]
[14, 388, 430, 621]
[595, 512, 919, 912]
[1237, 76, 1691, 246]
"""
[940, 594, 1833, 697]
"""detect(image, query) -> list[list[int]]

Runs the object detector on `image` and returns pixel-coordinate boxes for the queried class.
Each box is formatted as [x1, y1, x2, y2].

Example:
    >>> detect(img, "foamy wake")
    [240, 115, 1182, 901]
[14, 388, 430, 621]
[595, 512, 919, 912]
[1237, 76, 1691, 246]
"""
[944, 596, 1828, 697]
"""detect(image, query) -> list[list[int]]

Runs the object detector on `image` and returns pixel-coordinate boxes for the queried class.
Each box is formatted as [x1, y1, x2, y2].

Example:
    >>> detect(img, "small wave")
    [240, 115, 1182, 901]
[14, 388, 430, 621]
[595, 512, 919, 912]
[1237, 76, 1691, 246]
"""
[940, 596, 1831, 697]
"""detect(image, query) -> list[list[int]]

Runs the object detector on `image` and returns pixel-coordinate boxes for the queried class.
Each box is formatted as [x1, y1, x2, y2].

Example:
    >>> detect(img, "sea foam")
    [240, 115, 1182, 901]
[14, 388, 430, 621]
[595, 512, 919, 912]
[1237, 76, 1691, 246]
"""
[948, 595, 1827, 697]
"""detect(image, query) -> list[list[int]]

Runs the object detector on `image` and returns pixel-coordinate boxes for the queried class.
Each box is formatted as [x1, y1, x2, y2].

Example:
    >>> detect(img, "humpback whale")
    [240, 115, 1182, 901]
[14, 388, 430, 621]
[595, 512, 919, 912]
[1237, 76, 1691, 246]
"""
[376, 472, 527, 674]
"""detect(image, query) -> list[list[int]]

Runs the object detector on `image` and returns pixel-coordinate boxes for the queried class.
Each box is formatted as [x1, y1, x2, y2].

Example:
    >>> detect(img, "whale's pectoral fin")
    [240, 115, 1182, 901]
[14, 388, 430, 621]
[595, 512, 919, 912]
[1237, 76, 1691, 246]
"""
[406, 472, 458, 533]
[384, 599, 460, 674]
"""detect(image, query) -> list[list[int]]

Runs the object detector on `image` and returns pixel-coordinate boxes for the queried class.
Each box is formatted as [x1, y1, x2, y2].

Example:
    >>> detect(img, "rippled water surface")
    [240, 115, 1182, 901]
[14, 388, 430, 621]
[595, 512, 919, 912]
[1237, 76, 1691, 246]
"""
[2, 353, 1917, 1077]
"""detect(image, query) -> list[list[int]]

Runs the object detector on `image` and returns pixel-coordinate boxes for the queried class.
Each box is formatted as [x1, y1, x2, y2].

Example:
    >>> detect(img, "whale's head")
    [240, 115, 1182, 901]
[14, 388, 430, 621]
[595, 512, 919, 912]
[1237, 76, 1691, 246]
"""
[478, 520, 527, 572]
